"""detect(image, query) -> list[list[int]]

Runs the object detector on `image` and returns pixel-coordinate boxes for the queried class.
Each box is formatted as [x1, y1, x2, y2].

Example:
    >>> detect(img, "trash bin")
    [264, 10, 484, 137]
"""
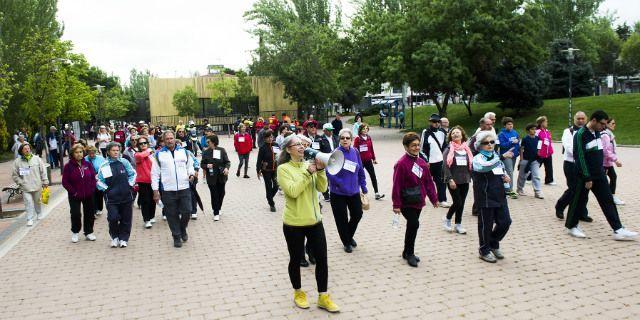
[45, 163, 52, 184]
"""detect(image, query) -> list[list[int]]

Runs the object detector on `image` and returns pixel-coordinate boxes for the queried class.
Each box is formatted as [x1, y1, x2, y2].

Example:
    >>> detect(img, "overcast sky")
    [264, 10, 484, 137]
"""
[57, 0, 640, 84]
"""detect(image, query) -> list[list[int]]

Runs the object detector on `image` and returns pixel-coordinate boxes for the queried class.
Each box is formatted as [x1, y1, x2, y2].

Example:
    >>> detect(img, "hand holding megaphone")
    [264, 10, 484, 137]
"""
[304, 148, 344, 175]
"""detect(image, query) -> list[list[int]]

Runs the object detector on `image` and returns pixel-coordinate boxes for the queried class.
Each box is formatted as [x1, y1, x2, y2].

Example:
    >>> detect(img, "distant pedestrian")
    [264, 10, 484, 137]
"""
[12, 143, 49, 227]
[352, 113, 363, 137]
[442, 126, 473, 234]
[516, 124, 543, 198]
[62, 144, 97, 243]
[200, 134, 230, 220]
[497, 117, 520, 199]
[234, 123, 253, 178]
[602, 118, 624, 205]
[96, 126, 111, 157]
[46, 126, 61, 169]
[85, 146, 106, 216]
[331, 113, 343, 136]
[535, 116, 555, 185]
[354, 124, 384, 200]
[134, 136, 156, 229]
[256, 130, 279, 212]
[420, 114, 449, 207]
[379, 108, 386, 127]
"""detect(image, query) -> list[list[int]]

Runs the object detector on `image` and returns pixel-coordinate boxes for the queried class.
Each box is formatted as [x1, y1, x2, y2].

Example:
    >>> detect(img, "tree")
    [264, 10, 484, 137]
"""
[480, 63, 550, 113]
[173, 86, 199, 117]
[233, 70, 258, 114]
[101, 88, 134, 120]
[528, 0, 603, 43]
[615, 23, 632, 41]
[128, 69, 150, 101]
[0, 64, 14, 150]
[544, 39, 594, 99]
[208, 76, 238, 115]
[621, 33, 640, 70]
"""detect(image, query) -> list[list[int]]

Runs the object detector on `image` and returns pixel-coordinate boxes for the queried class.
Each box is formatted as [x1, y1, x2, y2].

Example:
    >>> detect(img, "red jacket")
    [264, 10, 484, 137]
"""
[114, 130, 126, 145]
[234, 132, 253, 155]
[268, 116, 279, 131]
[134, 148, 153, 183]
[353, 135, 376, 162]
[392, 153, 438, 210]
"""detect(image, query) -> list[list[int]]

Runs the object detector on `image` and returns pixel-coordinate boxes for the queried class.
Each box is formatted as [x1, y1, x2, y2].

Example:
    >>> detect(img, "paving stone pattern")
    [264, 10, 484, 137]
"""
[0, 127, 638, 319]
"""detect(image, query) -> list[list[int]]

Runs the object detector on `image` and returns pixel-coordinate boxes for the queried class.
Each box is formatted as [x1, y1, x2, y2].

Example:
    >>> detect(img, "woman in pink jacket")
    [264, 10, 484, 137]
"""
[602, 118, 624, 205]
[135, 136, 156, 228]
[354, 124, 384, 200]
[535, 116, 555, 185]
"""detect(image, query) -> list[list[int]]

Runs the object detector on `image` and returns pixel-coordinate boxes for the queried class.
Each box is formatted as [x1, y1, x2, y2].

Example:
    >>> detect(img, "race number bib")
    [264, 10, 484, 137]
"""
[537, 140, 542, 150]
[343, 160, 357, 173]
[213, 150, 221, 159]
[19, 168, 30, 176]
[543, 138, 550, 146]
[412, 163, 423, 178]
[359, 145, 368, 152]
[492, 167, 504, 175]
[312, 142, 320, 150]
[100, 165, 113, 178]
[238, 137, 245, 143]
[272, 146, 281, 154]
[456, 156, 467, 166]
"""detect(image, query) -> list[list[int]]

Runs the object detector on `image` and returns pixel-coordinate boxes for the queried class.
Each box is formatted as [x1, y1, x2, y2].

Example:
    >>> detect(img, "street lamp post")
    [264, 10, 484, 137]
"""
[561, 47, 580, 128]
[94, 84, 104, 126]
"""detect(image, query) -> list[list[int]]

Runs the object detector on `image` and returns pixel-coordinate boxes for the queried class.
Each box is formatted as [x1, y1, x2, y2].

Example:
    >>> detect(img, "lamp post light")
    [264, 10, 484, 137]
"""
[561, 47, 580, 128]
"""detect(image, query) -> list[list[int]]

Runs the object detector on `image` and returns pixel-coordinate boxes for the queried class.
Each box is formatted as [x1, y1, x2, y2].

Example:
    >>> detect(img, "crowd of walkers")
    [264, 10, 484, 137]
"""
[9, 109, 637, 313]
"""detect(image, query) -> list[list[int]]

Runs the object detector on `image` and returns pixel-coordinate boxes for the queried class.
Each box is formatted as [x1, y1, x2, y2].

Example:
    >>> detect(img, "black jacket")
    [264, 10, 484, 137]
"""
[331, 119, 343, 136]
[256, 142, 278, 174]
[200, 147, 231, 185]
[309, 134, 332, 153]
[471, 170, 507, 208]
[573, 126, 605, 181]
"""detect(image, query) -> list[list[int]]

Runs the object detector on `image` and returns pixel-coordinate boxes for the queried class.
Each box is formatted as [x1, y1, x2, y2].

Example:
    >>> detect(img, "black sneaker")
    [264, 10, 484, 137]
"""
[300, 258, 310, 267]
[407, 255, 419, 267]
[236, 170, 240, 177]
[402, 252, 420, 262]
[243, 175, 250, 179]
[350, 239, 357, 248]
[173, 238, 182, 248]
[343, 245, 353, 253]
[555, 210, 564, 220]
[580, 216, 593, 223]
[181, 233, 188, 242]
[308, 255, 316, 265]
[270, 205, 276, 212]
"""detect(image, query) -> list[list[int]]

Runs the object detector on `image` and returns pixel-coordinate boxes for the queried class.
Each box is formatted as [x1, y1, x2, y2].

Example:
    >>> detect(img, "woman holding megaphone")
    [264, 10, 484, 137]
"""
[327, 128, 367, 253]
[277, 135, 340, 313]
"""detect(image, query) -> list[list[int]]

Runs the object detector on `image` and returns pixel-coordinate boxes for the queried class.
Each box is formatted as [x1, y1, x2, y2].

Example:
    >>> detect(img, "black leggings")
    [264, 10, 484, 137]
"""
[237, 154, 249, 175]
[605, 166, 617, 194]
[446, 183, 469, 224]
[329, 193, 363, 246]
[401, 207, 422, 256]
[208, 182, 226, 215]
[538, 156, 554, 184]
[283, 223, 328, 292]
[429, 161, 447, 202]
[138, 183, 156, 222]
[362, 160, 379, 193]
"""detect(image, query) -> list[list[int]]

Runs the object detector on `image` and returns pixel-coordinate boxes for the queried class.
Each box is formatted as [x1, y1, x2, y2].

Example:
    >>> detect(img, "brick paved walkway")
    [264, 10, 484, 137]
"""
[0, 126, 638, 319]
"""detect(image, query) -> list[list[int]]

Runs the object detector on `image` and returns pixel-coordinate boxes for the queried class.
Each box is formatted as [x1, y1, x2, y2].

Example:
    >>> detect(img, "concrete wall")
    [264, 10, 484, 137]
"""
[149, 75, 298, 119]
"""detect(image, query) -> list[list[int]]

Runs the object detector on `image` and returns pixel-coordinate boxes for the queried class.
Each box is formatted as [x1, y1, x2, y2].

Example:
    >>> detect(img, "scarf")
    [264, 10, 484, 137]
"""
[473, 150, 501, 172]
[446, 141, 473, 170]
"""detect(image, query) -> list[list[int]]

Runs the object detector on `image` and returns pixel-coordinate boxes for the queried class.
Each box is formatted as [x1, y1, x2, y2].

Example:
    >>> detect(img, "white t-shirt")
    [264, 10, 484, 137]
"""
[97, 133, 111, 149]
[421, 129, 446, 163]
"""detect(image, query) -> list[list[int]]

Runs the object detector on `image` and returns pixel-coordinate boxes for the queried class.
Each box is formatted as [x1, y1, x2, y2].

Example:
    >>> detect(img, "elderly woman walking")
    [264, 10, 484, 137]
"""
[62, 144, 97, 242]
[12, 143, 49, 226]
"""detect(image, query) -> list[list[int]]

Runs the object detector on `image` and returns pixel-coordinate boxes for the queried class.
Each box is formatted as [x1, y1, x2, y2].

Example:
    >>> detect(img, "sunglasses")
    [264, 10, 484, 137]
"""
[340, 136, 351, 140]
[139, 142, 148, 145]
[481, 140, 496, 146]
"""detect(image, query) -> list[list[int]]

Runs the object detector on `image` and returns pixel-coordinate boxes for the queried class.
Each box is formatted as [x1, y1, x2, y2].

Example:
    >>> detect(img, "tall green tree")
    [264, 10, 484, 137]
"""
[173, 86, 199, 117]
[0, 63, 13, 150]
[544, 39, 594, 99]
[208, 76, 238, 115]
[233, 70, 258, 114]
[621, 33, 640, 70]
[528, 0, 603, 43]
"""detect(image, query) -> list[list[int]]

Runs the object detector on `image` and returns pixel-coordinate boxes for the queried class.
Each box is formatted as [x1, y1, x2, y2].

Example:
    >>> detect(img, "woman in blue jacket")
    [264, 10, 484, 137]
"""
[497, 117, 520, 199]
[327, 128, 368, 253]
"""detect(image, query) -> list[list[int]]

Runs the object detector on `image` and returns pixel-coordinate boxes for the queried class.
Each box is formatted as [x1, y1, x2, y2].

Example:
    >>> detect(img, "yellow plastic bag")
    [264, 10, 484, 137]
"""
[41, 187, 50, 205]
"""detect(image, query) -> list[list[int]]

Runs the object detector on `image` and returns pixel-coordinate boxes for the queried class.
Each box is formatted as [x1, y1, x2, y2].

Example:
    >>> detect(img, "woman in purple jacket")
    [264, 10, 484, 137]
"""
[327, 128, 368, 253]
[392, 132, 438, 267]
[62, 144, 97, 243]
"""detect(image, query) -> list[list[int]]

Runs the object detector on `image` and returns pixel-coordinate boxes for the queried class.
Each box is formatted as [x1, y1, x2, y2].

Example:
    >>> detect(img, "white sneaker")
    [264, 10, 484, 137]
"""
[95, 210, 103, 216]
[110, 238, 119, 248]
[26, 219, 34, 227]
[547, 181, 557, 186]
[439, 202, 451, 208]
[442, 217, 452, 232]
[37, 214, 43, 220]
[534, 192, 544, 199]
[162, 215, 167, 221]
[150, 218, 156, 224]
[213, 215, 220, 221]
[613, 228, 638, 241]
[517, 190, 527, 197]
[144, 221, 152, 229]
[191, 213, 198, 220]
[455, 224, 467, 234]
[71, 233, 79, 243]
[613, 196, 625, 206]
[567, 227, 587, 238]
[119, 240, 128, 248]
[85, 233, 96, 241]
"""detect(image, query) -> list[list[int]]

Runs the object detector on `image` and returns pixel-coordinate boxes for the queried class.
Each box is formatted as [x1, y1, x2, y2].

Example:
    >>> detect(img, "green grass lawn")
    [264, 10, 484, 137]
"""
[358, 93, 640, 145]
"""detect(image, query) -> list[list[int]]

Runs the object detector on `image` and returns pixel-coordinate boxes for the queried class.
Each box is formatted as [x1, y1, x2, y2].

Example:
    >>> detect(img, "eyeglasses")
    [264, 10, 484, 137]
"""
[288, 142, 303, 148]
[139, 142, 148, 145]
[340, 136, 351, 140]
[481, 140, 496, 145]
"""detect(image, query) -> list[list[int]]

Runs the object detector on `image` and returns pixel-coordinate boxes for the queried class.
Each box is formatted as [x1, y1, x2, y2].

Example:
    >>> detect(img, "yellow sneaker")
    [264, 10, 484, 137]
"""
[317, 293, 340, 313]
[294, 290, 310, 309]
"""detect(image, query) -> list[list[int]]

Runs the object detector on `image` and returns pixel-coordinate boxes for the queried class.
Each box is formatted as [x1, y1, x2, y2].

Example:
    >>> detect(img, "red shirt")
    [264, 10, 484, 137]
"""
[234, 132, 253, 155]
[134, 149, 153, 183]
[353, 135, 376, 162]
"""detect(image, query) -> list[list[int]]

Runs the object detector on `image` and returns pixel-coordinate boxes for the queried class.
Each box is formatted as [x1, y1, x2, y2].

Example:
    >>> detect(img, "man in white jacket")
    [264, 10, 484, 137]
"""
[420, 113, 450, 208]
[152, 130, 196, 248]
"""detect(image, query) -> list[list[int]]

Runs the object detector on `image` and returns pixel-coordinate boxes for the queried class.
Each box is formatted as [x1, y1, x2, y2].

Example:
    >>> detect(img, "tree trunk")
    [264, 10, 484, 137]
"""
[428, 92, 448, 117]
[462, 94, 473, 116]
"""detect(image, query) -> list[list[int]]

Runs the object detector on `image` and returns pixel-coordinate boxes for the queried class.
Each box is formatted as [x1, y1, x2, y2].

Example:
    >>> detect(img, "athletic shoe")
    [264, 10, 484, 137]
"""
[443, 217, 452, 232]
[402, 252, 420, 262]
[162, 215, 167, 221]
[454, 224, 467, 234]
[343, 245, 353, 253]
[350, 239, 358, 248]
[85, 233, 96, 241]
[95, 210, 103, 216]
[26, 219, 34, 227]
[439, 201, 451, 208]
[534, 192, 544, 199]
[508, 192, 518, 199]
[375, 193, 385, 200]
[567, 227, 587, 238]
[119, 240, 127, 248]
[407, 255, 419, 267]
[110, 238, 119, 248]
[243, 175, 250, 179]
[36, 214, 43, 220]
[317, 294, 340, 313]
[555, 210, 564, 220]
[173, 238, 182, 248]
[546, 181, 557, 186]
[191, 213, 197, 220]
[144, 221, 152, 229]
[150, 218, 156, 224]
[613, 228, 638, 241]
[71, 233, 79, 243]
[270, 205, 276, 212]
[491, 249, 504, 259]
[213, 215, 220, 221]
[480, 252, 497, 263]
[181, 233, 188, 242]
[517, 190, 527, 197]
[613, 196, 625, 206]
[236, 170, 240, 177]
[294, 290, 310, 309]
[300, 258, 309, 267]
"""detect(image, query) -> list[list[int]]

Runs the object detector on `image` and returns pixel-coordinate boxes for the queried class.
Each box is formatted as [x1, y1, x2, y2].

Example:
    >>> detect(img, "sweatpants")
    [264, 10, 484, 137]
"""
[565, 176, 623, 231]
[330, 193, 363, 246]
[401, 207, 422, 256]
[362, 160, 379, 194]
[283, 223, 328, 292]
[556, 161, 589, 217]
[138, 183, 156, 222]
[502, 158, 515, 192]
[207, 182, 226, 215]
[478, 205, 511, 256]
[237, 154, 249, 175]
[162, 189, 192, 238]
[517, 159, 541, 192]
[429, 161, 447, 202]
[69, 197, 95, 235]
[262, 171, 279, 206]
[107, 201, 133, 241]
[23, 191, 42, 221]
[93, 189, 105, 213]
[446, 183, 469, 224]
